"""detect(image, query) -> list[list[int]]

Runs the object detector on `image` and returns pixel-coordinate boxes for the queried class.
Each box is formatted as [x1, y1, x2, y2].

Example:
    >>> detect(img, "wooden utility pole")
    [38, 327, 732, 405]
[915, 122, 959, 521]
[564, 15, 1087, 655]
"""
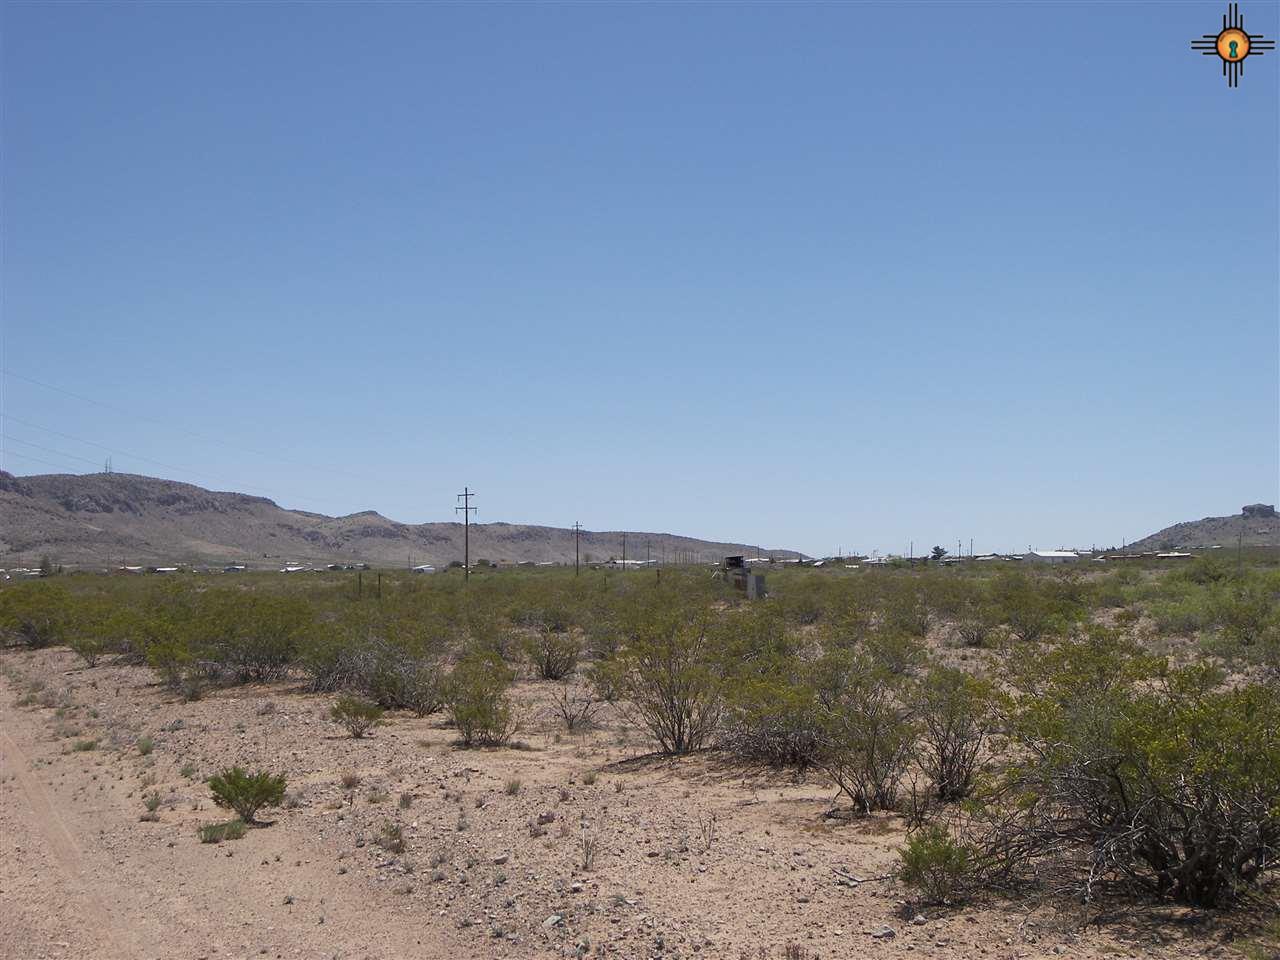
[456, 487, 476, 582]
[622, 532, 627, 568]
[573, 522, 582, 576]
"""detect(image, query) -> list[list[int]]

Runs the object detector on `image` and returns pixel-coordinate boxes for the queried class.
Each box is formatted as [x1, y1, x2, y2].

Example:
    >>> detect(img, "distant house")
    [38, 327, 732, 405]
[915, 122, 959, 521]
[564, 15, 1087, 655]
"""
[1024, 550, 1079, 564]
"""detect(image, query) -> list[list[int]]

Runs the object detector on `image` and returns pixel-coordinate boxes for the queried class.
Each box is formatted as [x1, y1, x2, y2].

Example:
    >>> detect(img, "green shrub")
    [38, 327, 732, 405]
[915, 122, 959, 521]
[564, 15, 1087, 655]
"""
[207, 766, 287, 824]
[912, 667, 994, 802]
[0, 583, 69, 649]
[593, 603, 724, 754]
[195, 592, 312, 683]
[814, 651, 915, 813]
[997, 630, 1280, 906]
[443, 652, 519, 747]
[1208, 579, 1278, 647]
[330, 695, 384, 738]
[68, 634, 108, 667]
[899, 825, 975, 904]
[523, 628, 580, 681]
[951, 593, 1001, 648]
[991, 571, 1079, 643]
[198, 819, 248, 843]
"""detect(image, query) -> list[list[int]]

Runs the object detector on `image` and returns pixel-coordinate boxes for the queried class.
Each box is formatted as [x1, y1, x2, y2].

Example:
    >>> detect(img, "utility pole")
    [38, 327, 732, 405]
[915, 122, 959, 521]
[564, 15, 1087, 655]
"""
[622, 532, 627, 569]
[456, 487, 476, 583]
[573, 522, 582, 576]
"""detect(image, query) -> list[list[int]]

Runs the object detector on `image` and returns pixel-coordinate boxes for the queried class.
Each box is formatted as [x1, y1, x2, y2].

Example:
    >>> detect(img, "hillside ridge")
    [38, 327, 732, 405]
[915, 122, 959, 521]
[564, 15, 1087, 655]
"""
[0, 471, 803, 568]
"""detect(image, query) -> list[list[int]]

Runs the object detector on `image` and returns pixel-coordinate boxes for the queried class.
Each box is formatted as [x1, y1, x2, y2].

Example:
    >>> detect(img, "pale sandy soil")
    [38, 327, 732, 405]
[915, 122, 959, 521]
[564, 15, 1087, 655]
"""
[0, 647, 1251, 960]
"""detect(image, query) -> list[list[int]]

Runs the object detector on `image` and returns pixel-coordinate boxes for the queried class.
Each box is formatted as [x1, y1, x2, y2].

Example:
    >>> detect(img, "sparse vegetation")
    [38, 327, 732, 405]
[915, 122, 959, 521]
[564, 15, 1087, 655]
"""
[7, 552, 1280, 928]
[376, 821, 406, 854]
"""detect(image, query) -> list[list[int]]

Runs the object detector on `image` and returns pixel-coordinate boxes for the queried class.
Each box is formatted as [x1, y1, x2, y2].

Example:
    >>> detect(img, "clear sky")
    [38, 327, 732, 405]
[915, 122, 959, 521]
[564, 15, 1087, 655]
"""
[2, 1, 1277, 558]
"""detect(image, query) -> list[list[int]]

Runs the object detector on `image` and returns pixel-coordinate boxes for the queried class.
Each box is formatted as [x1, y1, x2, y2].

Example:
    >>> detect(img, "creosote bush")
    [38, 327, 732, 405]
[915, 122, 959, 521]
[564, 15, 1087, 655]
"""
[443, 652, 519, 748]
[524, 628, 580, 681]
[987, 629, 1280, 907]
[912, 667, 994, 802]
[594, 602, 724, 755]
[207, 767, 287, 825]
[330, 695, 384, 738]
[0, 583, 69, 649]
[899, 825, 975, 904]
[814, 650, 915, 814]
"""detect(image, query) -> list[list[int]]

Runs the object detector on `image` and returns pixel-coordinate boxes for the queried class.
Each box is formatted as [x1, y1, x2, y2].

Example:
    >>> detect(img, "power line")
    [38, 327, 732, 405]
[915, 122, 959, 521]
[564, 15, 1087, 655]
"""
[5, 449, 91, 474]
[2, 434, 103, 467]
[456, 487, 476, 582]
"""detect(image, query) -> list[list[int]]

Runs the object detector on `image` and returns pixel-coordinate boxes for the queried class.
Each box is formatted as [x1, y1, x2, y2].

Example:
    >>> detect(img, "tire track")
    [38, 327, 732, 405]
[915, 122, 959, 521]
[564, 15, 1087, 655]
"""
[0, 722, 141, 958]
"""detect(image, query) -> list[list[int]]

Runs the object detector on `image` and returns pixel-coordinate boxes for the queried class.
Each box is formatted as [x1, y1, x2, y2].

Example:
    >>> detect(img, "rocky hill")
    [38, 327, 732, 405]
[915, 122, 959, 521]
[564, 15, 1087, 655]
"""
[1126, 503, 1280, 551]
[0, 471, 803, 570]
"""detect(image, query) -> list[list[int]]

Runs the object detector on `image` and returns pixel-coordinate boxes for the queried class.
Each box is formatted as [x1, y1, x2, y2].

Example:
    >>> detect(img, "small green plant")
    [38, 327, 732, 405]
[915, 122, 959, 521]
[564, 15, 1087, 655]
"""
[898, 825, 974, 904]
[366, 789, 390, 804]
[137, 736, 154, 756]
[198, 819, 248, 844]
[581, 770, 597, 786]
[331, 695, 384, 738]
[71, 738, 97, 752]
[398, 791, 413, 810]
[504, 778, 522, 796]
[180, 761, 198, 779]
[144, 792, 162, 813]
[340, 771, 362, 789]
[207, 766, 287, 825]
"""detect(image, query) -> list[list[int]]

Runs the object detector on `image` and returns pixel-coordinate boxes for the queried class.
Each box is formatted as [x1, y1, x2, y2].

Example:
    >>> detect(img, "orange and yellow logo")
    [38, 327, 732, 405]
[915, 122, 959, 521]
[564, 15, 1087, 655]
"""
[1192, 3, 1274, 87]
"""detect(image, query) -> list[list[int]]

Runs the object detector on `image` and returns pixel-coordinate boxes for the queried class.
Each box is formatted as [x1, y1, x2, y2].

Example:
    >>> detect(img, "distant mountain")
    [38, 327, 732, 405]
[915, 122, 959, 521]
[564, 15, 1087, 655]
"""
[1126, 503, 1280, 551]
[0, 471, 803, 569]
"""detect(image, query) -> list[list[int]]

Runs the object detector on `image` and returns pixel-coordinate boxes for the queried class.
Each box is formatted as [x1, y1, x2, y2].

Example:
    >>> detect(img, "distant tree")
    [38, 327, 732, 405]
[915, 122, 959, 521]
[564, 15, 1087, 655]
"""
[38, 555, 56, 577]
[930, 546, 948, 562]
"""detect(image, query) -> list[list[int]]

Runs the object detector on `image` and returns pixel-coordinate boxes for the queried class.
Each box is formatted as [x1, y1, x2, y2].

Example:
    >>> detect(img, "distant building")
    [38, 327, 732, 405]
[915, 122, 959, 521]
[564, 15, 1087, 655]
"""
[1024, 550, 1079, 564]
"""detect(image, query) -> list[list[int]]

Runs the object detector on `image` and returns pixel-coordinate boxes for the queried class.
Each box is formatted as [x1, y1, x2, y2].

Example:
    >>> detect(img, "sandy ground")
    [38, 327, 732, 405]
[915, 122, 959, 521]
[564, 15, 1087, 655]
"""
[0, 647, 1254, 960]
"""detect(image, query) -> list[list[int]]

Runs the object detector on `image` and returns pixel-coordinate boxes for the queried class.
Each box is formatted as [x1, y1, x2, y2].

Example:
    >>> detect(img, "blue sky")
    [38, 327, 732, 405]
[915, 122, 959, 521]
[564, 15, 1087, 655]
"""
[2, 1, 1277, 557]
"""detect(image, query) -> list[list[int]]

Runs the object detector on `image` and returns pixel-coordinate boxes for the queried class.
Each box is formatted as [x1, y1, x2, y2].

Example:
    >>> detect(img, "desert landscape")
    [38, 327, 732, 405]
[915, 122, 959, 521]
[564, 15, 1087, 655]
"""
[2, 557, 1277, 960]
